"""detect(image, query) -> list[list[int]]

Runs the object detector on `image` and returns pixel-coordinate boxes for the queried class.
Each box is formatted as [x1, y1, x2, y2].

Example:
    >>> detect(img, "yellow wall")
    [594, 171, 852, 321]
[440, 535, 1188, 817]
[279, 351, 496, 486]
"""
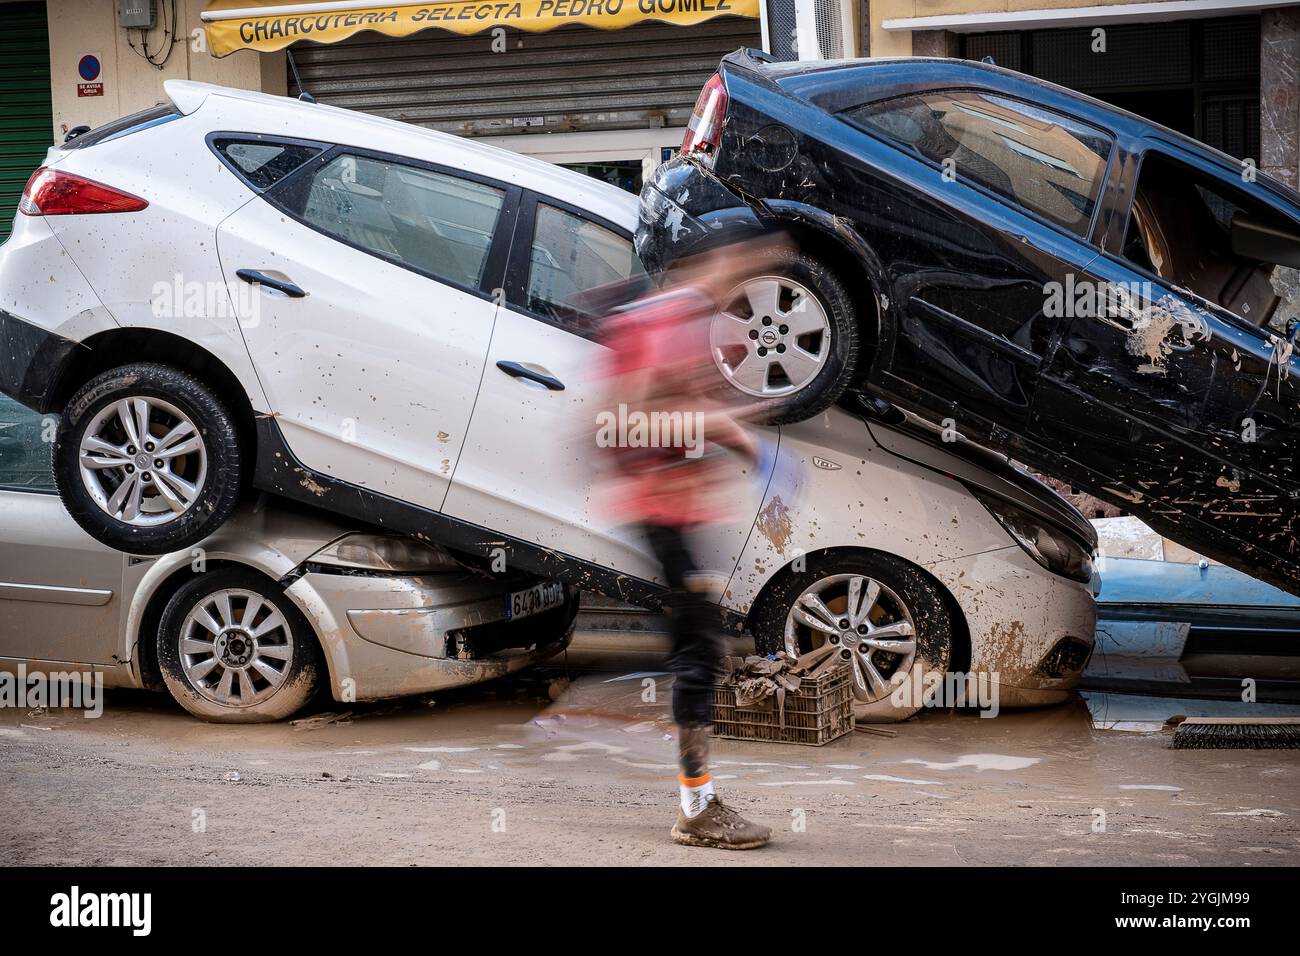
[30, 0, 283, 143]
[875, 0, 1169, 56]
[872, 0, 916, 55]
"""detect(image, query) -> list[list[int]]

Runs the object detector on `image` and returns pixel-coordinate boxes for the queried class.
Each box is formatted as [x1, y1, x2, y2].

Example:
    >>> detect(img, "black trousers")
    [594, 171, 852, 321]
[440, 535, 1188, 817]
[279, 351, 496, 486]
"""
[644, 523, 725, 728]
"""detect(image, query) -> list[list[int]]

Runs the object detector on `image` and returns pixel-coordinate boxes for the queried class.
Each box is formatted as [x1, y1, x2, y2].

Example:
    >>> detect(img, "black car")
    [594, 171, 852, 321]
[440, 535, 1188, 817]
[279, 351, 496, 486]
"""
[635, 49, 1300, 599]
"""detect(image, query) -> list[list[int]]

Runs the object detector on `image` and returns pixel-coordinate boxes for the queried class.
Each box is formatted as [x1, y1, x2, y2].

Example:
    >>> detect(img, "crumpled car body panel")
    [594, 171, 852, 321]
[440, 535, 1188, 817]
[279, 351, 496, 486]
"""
[636, 51, 1300, 598]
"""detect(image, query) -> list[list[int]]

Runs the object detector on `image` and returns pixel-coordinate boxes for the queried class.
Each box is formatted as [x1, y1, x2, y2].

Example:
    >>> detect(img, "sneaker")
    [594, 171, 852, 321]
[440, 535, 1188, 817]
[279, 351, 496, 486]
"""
[671, 795, 772, 850]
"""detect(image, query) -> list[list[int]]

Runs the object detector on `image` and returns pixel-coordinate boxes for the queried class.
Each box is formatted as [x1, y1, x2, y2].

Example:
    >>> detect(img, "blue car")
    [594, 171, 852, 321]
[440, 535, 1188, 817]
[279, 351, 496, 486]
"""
[636, 50, 1300, 599]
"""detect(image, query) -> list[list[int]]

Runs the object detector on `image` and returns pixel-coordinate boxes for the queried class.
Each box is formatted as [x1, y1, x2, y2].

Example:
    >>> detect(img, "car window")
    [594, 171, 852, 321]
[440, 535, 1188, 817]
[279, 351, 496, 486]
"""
[1120, 152, 1300, 332]
[274, 153, 505, 289]
[844, 90, 1112, 237]
[0, 395, 54, 491]
[211, 138, 323, 190]
[526, 204, 646, 330]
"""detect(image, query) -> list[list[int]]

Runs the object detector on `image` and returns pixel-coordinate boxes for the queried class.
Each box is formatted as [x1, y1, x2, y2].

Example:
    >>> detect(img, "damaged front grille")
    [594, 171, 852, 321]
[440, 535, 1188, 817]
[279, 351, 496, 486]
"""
[1037, 637, 1093, 678]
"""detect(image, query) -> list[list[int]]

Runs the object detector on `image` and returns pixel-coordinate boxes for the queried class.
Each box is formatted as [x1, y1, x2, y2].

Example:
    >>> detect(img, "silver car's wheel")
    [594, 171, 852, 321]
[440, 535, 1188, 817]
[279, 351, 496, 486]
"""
[158, 570, 320, 723]
[711, 275, 831, 398]
[178, 588, 294, 707]
[783, 573, 917, 704]
[78, 396, 207, 527]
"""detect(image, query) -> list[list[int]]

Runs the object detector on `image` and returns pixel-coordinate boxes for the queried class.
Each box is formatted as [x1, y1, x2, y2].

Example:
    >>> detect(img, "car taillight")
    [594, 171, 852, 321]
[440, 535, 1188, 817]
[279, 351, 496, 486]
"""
[681, 73, 728, 164]
[19, 168, 148, 216]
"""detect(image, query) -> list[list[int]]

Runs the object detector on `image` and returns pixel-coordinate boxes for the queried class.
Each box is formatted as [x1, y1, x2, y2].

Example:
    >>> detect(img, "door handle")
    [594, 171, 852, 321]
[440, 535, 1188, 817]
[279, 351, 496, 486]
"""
[496, 361, 565, 391]
[236, 269, 306, 298]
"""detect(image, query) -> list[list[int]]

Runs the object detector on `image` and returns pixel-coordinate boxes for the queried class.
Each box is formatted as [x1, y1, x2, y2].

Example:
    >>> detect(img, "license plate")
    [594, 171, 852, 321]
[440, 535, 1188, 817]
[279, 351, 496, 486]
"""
[504, 581, 565, 621]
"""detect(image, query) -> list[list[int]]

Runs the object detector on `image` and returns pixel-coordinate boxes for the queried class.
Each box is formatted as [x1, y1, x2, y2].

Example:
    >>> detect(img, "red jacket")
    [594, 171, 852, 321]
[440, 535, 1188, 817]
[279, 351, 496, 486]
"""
[598, 286, 752, 528]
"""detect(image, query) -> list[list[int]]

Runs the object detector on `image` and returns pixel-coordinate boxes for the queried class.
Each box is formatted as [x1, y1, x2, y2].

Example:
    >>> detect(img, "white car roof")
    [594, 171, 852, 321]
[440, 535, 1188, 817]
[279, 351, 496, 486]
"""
[164, 79, 638, 232]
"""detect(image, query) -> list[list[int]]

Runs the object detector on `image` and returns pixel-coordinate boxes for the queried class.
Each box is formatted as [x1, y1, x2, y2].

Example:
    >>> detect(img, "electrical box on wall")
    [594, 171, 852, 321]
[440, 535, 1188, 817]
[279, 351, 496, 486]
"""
[118, 0, 155, 30]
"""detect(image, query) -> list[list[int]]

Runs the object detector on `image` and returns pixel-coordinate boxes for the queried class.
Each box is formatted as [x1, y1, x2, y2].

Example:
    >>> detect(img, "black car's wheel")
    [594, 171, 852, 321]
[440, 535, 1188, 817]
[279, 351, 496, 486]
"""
[711, 249, 859, 424]
[157, 568, 321, 723]
[752, 551, 952, 722]
[53, 363, 243, 555]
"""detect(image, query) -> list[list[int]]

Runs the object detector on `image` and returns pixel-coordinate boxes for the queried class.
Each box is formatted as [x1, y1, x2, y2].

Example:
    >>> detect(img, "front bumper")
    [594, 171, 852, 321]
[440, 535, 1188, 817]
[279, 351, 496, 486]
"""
[284, 570, 577, 702]
[634, 156, 762, 276]
[927, 545, 1098, 707]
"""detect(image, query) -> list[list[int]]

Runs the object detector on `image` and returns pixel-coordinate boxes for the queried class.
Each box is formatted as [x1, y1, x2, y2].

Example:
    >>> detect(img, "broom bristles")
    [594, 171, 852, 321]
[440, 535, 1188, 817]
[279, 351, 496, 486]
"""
[1169, 718, 1300, 750]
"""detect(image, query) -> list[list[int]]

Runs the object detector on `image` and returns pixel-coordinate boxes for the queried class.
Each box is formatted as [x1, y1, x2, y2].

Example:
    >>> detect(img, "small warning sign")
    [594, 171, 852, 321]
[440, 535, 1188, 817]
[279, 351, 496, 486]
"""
[77, 54, 103, 97]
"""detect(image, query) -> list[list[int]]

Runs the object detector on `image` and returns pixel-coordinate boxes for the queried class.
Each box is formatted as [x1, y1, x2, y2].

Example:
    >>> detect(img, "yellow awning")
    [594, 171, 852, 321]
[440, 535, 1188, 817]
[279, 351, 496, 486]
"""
[201, 0, 758, 57]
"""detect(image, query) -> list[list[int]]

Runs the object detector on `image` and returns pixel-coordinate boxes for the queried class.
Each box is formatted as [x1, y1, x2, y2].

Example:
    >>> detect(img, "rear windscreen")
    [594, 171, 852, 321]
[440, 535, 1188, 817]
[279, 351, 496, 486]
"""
[64, 102, 181, 149]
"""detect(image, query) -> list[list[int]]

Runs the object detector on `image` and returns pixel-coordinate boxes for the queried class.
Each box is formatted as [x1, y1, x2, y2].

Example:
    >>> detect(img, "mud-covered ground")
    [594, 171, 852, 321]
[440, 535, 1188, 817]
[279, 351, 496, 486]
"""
[2, 633, 1298, 866]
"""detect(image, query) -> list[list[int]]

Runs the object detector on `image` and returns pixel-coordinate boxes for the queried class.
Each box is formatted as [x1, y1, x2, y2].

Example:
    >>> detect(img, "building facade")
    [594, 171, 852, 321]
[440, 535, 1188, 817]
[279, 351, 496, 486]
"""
[869, 0, 1300, 187]
[1, 0, 1297, 244]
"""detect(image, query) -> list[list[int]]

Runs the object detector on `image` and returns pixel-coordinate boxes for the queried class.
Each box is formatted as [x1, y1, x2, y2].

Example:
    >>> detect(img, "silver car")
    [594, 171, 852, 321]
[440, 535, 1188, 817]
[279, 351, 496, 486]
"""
[0, 396, 576, 722]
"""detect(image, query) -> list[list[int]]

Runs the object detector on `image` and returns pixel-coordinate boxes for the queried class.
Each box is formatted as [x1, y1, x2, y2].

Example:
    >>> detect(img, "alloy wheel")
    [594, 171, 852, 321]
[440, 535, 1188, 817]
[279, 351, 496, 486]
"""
[783, 573, 917, 703]
[78, 396, 207, 526]
[178, 588, 295, 707]
[711, 275, 831, 397]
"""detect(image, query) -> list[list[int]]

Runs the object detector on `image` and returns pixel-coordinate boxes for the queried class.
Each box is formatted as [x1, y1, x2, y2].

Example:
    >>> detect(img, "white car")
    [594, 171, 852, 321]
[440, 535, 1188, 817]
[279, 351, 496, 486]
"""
[0, 82, 1096, 718]
[0, 395, 576, 722]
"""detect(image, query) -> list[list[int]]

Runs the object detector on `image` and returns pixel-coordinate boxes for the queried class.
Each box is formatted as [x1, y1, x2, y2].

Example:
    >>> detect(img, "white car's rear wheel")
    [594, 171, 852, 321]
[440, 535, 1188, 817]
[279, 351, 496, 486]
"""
[77, 396, 208, 527]
[55, 363, 243, 554]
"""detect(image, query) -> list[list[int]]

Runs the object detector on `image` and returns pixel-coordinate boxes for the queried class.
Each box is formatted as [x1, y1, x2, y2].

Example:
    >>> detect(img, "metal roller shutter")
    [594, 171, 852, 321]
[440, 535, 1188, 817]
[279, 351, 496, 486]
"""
[0, 2, 53, 243]
[288, 17, 759, 137]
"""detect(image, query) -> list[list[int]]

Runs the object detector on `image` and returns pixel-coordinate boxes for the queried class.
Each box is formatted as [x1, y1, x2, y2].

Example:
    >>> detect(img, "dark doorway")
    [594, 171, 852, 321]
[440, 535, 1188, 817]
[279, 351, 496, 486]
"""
[1099, 89, 1194, 135]
[963, 16, 1260, 161]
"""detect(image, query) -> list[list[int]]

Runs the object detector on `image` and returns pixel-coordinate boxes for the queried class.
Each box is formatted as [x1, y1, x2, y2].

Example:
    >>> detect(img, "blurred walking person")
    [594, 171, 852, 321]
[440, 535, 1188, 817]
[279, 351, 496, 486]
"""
[598, 242, 778, 850]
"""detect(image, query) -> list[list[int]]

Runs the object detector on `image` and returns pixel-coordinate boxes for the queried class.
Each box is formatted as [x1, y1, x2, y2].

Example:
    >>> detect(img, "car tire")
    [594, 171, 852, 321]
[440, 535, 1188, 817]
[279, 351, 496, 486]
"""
[751, 551, 953, 723]
[53, 362, 242, 555]
[156, 568, 320, 723]
[713, 249, 860, 424]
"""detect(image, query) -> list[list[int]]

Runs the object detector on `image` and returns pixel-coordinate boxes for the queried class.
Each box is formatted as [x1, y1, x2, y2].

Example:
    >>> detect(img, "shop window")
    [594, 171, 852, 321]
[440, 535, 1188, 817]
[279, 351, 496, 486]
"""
[527, 204, 645, 329]
[276, 153, 504, 290]
[558, 160, 643, 194]
[0, 395, 54, 491]
[844, 90, 1112, 237]
[1120, 152, 1300, 331]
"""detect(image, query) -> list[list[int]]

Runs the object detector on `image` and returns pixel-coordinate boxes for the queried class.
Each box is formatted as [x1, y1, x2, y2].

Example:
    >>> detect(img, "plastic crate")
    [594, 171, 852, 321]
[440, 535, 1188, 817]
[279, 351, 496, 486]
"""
[712, 659, 854, 746]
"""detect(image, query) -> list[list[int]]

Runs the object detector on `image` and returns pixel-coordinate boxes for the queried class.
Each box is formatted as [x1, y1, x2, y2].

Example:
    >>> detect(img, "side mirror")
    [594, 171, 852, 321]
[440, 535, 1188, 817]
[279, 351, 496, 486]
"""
[63, 125, 90, 144]
[1231, 213, 1300, 269]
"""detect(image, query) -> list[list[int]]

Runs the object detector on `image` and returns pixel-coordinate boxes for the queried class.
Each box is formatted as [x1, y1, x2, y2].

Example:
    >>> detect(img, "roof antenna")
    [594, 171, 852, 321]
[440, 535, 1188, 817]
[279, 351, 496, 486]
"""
[981, 55, 996, 65]
[286, 49, 315, 103]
